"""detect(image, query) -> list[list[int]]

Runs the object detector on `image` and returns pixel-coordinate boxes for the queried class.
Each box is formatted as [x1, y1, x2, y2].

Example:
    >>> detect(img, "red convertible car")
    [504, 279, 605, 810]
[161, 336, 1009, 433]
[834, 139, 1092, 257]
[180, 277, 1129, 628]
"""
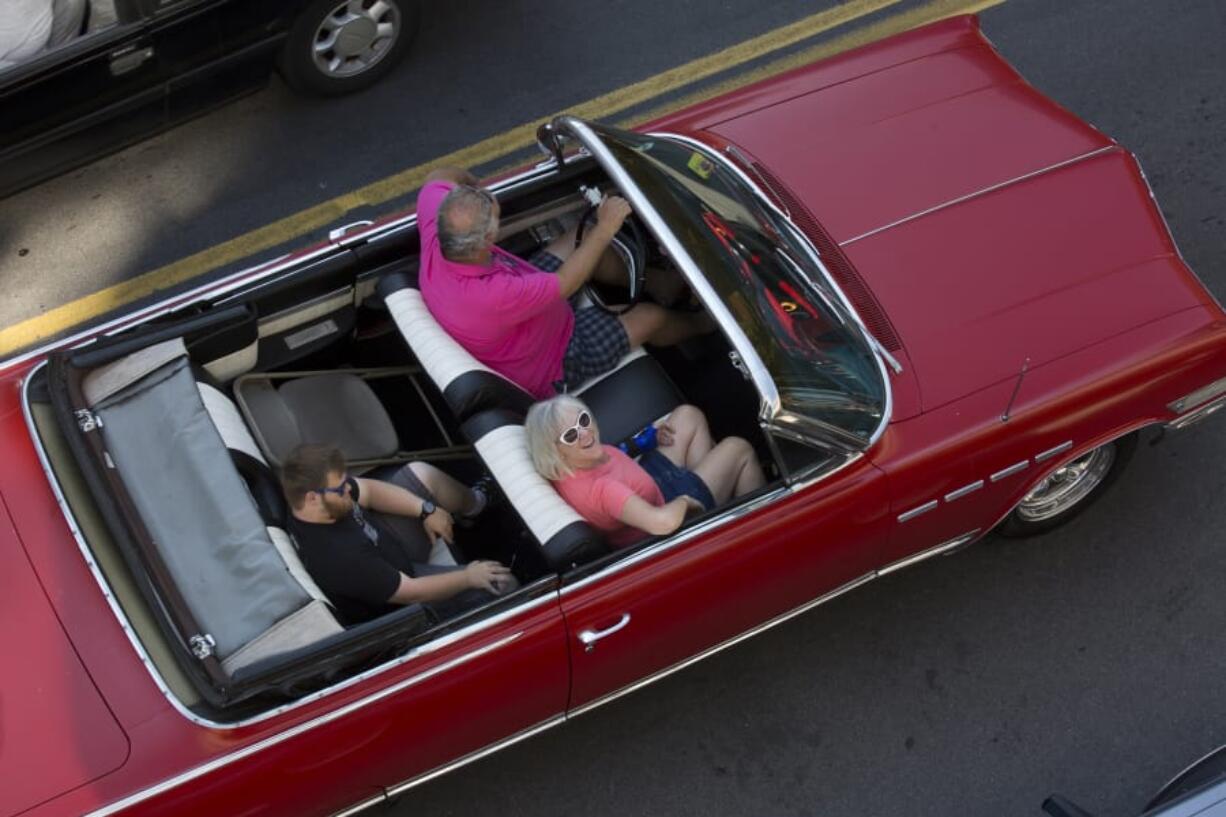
[3, 15, 1225, 817]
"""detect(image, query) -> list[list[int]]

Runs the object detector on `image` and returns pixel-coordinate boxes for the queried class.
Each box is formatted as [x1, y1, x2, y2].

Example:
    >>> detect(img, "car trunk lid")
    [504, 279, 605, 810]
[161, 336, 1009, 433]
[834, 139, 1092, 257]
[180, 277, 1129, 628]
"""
[0, 494, 130, 817]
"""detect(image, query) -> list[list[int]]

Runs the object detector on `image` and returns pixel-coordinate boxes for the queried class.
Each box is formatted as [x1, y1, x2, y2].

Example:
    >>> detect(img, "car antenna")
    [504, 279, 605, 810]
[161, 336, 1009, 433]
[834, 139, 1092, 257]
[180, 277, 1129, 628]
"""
[1001, 357, 1030, 422]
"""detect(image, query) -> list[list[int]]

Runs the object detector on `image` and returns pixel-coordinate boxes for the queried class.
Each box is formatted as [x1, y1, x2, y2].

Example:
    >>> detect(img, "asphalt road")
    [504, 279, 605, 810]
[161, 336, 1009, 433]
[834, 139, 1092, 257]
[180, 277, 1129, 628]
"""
[4, 0, 1225, 815]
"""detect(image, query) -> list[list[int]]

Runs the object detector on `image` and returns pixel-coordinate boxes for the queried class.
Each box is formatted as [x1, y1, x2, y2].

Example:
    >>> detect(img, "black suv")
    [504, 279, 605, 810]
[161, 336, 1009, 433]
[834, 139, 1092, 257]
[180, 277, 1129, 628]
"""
[0, 0, 420, 197]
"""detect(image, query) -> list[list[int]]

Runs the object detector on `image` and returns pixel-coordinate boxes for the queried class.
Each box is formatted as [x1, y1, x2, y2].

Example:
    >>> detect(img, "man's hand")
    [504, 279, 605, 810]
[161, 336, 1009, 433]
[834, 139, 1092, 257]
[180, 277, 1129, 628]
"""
[465, 560, 514, 594]
[422, 507, 455, 544]
[593, 195, 632, 239]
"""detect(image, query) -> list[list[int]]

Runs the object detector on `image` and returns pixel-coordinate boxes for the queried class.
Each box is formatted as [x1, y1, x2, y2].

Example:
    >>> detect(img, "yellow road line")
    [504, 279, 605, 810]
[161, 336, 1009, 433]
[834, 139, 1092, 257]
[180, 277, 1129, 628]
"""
[0, 0, 1004, 356]
[623, 0, 1008, 129]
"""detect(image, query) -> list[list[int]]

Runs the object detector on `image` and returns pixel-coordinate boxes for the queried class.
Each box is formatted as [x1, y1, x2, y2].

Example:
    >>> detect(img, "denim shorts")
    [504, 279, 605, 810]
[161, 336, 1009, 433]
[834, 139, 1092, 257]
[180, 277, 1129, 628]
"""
[638, 449, 716, 511]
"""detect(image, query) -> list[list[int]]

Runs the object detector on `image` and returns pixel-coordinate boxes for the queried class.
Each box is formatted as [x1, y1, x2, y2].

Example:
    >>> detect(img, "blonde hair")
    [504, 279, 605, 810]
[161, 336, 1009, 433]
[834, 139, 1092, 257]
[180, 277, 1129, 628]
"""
[525, 394, 592, 481]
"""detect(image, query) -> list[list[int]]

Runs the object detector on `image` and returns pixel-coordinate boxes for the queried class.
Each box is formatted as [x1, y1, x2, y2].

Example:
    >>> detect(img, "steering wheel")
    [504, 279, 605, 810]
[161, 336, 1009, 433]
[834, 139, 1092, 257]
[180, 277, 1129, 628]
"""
[575, 204, 648, 315]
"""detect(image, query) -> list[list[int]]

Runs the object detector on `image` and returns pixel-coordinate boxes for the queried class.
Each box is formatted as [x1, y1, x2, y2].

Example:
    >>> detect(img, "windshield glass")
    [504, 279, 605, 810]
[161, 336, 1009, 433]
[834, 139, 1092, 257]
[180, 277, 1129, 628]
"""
[587, 122, 886, 445]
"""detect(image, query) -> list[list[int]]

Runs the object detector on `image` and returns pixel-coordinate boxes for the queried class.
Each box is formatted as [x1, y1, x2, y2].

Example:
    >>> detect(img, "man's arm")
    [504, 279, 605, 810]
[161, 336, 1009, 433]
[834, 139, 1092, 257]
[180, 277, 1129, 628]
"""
[424, 166, 478, 187]
[354, 476, 428, 516]
[388, 561, 512, 604]
[555, 196, 633, 298]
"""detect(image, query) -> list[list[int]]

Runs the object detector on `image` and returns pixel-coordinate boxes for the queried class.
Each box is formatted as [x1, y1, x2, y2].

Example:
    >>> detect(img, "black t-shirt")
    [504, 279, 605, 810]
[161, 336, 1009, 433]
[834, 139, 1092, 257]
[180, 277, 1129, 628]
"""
[290, 483, 418, 624]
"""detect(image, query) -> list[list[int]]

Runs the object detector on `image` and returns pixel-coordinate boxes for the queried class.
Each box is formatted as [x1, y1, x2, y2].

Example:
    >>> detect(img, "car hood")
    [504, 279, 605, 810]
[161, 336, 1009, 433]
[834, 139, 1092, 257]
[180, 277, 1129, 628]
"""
[690, 20, 1207, 411]
[0, 496, 130, 817]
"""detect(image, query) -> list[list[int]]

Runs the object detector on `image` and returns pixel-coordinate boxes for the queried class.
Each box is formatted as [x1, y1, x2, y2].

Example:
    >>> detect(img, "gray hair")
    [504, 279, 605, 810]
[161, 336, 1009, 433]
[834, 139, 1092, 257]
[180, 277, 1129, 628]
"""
[438, 185, 497, 259]
[525, 394, 592, 482]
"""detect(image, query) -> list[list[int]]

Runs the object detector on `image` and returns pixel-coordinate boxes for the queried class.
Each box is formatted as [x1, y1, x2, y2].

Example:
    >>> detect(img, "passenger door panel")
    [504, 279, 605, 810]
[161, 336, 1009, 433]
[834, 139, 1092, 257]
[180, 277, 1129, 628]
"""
[561, 459, 890, 711]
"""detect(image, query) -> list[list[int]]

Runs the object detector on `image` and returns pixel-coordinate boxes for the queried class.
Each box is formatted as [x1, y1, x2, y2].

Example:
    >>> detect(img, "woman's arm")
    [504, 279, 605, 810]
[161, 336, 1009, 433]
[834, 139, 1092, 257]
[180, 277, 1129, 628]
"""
[618, 494, 691, 536]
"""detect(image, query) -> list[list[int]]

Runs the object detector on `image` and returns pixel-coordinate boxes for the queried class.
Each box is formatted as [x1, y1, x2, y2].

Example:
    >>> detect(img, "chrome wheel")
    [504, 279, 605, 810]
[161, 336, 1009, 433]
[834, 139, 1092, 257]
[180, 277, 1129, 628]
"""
[311, 0, 400, 79]
[1015, 443, 1116, 522]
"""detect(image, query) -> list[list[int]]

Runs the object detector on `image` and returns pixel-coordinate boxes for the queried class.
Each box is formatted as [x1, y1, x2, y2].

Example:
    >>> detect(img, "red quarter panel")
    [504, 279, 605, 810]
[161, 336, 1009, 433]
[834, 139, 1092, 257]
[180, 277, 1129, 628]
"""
[0, 496, 130, 817]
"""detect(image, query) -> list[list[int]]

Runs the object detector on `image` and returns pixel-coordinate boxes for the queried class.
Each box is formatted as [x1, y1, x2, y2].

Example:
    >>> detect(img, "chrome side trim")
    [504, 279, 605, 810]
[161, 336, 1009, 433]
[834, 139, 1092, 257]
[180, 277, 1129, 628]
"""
[82, 633, 529, 817]
[567, 572, 877, 719]
[379, 716, 568, 803]
[1167, 395, 1226, 430]
[990, 460, 1030, 482]
[944, 480, 984, 502]
[877, 530, 982, 576]
[561, 486, 790, 596]
[1034, 440, 1073, 463]
[897, 500, 938, 523]
[839, 146, 1118, 246]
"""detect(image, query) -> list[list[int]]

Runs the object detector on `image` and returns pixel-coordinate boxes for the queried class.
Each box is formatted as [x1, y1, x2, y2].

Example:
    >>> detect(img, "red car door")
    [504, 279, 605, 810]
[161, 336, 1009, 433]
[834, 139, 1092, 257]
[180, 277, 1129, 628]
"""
[559, 458, 891, 712]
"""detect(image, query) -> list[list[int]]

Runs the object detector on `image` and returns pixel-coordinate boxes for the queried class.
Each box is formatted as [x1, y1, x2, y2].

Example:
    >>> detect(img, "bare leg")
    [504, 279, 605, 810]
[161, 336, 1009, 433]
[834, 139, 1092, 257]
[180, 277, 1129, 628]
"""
[691, 437, 766, 505]
[656, 404, 713, 469]
[618, 302, 714, 348]
[408, 461, 479, 515]
[543, 225, 579, 261]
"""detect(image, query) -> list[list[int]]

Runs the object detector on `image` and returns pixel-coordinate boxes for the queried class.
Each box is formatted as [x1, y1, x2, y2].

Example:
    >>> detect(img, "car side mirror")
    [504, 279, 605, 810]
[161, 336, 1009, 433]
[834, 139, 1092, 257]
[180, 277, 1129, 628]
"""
[536, 121, 566, 167]
[1041, 794, 1097, 817]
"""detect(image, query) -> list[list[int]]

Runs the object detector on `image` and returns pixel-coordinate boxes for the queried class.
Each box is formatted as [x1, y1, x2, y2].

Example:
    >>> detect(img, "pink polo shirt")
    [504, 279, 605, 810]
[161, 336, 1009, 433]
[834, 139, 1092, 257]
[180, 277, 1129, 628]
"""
[417, 180, 573, 398]
[553, 445, 665, 549]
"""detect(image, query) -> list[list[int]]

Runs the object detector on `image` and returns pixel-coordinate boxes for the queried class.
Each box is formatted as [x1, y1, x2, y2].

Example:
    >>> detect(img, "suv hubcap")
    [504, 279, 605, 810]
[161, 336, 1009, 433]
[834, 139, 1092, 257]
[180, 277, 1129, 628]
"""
[312, 0, 400, 78]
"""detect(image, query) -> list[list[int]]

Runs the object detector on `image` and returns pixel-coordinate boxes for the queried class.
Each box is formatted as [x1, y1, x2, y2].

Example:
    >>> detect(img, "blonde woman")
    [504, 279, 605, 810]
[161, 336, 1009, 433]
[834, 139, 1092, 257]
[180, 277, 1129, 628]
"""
[525, 396, 764, 547]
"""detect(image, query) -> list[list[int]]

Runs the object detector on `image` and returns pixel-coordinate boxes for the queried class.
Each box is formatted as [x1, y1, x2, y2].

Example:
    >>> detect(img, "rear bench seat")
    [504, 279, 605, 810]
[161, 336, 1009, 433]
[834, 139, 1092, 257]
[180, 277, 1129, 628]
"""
[82, 338, 343, 676]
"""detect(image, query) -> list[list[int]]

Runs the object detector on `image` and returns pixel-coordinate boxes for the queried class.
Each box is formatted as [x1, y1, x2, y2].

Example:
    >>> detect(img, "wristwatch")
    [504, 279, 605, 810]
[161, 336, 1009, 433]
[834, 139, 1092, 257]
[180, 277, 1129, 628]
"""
[418, 500, 437, 520]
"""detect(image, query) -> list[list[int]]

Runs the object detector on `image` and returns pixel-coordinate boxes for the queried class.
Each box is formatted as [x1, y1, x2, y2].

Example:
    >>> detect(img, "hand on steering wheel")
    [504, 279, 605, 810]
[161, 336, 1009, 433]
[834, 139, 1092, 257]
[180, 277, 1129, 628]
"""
[575, 196, 648, 315]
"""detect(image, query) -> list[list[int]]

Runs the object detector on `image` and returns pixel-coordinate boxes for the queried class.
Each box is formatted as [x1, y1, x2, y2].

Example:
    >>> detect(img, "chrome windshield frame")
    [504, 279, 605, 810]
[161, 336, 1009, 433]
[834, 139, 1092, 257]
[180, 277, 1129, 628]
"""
[557, 116, 782, 427]
[646, 129, 893, 451]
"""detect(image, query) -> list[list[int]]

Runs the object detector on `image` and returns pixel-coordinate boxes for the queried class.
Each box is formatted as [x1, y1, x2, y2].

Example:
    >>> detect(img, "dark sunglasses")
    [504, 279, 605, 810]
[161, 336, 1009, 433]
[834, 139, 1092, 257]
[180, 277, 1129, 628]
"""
[559, 411, 593, 446]
[316, 475, 354, 497]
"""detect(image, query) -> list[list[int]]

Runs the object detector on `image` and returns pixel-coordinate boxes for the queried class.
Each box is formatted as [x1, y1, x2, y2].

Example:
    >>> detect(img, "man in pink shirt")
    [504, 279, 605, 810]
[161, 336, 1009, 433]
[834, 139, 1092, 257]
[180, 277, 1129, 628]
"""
[416, 166, 711, 398]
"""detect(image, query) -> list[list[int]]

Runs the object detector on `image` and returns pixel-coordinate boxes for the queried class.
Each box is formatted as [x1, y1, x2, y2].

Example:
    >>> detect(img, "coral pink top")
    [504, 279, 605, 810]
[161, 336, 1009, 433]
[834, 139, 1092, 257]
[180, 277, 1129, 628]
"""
[553, 445, 664, 548]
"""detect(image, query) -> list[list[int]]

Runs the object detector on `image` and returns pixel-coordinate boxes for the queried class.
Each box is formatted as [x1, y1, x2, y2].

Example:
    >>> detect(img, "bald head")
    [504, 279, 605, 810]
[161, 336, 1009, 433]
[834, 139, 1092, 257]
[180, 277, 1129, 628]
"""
[438, 185, 497, 260]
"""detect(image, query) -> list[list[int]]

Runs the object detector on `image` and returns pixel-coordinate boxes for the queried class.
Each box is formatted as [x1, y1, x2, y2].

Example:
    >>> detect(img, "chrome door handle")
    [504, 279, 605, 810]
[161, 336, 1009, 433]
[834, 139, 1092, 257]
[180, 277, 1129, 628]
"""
[328, 220, 374, 242]
[578, 613, 631, 653]
[109, 45, 153, 76]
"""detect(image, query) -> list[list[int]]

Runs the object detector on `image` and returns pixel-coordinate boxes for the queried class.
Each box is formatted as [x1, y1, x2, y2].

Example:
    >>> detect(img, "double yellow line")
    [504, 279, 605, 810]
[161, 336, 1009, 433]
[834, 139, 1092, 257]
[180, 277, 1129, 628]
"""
[0, 0, 1005, 357]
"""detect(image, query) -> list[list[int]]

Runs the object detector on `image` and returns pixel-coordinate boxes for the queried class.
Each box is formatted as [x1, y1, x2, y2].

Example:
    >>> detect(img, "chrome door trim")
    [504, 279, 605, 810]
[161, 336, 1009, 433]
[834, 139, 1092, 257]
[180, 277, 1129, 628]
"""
[897, 500, 938, 523]
[944, 480, 984, 502]
[80, 632, 531, 817]
[990, 460, 1030, 482]
[374, 716, 568, 806]
[877, 530, 982, 576]
[1033, 440, 1073, 463]
[567, 571, 877, 720]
